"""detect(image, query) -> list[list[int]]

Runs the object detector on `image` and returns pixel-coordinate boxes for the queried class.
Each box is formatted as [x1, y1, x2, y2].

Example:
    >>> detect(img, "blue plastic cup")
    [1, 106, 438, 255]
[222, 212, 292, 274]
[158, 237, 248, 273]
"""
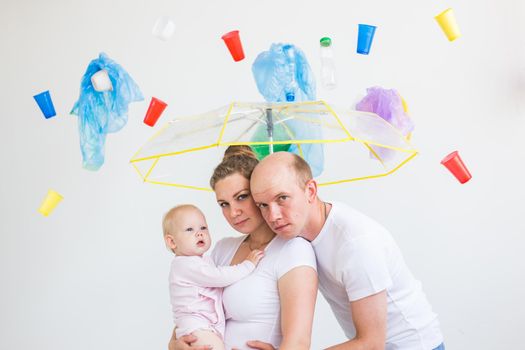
[357, 24, 377, 55]
[33, 90, 56, 119]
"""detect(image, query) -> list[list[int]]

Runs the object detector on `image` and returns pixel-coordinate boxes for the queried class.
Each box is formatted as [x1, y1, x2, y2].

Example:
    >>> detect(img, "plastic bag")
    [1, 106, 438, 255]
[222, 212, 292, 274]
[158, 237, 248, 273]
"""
[356, 86, 414, 161]
[71, 53, 143, 170]
[252, 43, 316, 102]
[251, 43, 324, 176]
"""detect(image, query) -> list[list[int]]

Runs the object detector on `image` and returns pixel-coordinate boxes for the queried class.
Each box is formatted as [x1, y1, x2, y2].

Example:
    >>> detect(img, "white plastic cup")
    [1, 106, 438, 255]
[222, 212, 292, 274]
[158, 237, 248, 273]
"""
[91, 70, 113, 92]
[152, 16, 176, 41]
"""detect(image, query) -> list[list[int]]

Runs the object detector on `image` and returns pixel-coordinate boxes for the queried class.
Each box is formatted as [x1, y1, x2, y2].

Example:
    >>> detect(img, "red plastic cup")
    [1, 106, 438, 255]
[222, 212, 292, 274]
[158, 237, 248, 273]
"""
[221, 30, 245, 62]
[144, 97, 167, 127]
[441, 151, 472, 184]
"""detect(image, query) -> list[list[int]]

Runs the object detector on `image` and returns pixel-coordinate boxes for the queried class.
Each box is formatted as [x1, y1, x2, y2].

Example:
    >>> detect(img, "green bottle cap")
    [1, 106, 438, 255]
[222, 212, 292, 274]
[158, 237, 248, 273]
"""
[320, 37, 332, 47]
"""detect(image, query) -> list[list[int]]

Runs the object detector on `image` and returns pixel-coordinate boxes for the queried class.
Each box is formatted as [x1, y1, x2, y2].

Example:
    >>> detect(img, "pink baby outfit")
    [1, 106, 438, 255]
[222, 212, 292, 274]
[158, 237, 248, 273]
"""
[169, 255, 255, 337]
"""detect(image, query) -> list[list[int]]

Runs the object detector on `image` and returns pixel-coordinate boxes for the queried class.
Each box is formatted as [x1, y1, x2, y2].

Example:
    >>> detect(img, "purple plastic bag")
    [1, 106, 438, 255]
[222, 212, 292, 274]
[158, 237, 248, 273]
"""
[356, 86, 414, 161]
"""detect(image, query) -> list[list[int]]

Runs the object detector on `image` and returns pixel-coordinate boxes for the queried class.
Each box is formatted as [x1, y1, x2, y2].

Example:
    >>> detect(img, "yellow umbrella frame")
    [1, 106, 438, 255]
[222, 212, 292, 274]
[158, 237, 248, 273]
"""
[130, 100, 418, 191]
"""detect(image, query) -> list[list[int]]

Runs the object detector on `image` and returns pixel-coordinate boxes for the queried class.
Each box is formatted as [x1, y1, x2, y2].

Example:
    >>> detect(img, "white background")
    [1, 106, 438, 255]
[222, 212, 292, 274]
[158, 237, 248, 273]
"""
[1, 0, 524, 349]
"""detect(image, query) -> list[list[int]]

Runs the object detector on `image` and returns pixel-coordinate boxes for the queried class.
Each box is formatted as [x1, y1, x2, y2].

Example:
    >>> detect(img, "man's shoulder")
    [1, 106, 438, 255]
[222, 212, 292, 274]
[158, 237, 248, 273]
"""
[329, 201, 368, 225]
[328, 201, 389, 240]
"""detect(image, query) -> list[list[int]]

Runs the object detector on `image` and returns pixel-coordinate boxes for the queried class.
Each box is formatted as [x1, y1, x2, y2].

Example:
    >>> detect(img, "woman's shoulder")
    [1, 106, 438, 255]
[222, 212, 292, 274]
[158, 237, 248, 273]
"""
[273, 237, 317, 278]
[210, 235, 245, 264]
[279, 236, 314, 252]
[213, 235, 245, 251]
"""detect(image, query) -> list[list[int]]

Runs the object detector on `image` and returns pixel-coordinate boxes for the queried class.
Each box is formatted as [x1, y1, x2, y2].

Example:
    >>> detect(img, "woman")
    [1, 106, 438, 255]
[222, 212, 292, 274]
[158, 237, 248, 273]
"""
[169, 146, 317, 350]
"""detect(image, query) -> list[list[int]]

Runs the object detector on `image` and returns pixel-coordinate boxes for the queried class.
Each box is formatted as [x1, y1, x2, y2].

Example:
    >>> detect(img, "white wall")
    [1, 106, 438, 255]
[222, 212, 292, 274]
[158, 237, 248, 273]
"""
[1, 0, 524, 349]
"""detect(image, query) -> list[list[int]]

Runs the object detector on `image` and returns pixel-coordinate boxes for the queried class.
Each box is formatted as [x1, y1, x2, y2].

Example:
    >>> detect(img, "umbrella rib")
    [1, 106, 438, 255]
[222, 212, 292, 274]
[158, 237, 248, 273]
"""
[351, 137, 416, 153]
[130, 122, 171, 161]
[363, 143, 386, 167]
[131, 162, 146, 181]
[216, 102, 236, 145]
[314, 100, 354, 139]
[144, 179, 213, 192]
[144, 157, 160, 181]
[271, 111, 304, 158]
[231, 118, 260, 143]
[318, 151, 418, 186]
[162, 114, 260, 140]
[130, 143, 219, 163]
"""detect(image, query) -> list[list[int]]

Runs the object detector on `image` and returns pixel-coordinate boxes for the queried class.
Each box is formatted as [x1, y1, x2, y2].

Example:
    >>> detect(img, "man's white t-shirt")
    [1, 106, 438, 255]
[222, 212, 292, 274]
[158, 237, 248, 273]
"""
[211, 235, 316, 350]
[311, 201, 443, 350]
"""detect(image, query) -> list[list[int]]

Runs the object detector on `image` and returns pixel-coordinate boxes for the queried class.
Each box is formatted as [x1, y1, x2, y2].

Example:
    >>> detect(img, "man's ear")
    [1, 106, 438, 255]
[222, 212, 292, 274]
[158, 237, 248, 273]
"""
[164, 235, 177, 251]
[305, 179, 318, 203]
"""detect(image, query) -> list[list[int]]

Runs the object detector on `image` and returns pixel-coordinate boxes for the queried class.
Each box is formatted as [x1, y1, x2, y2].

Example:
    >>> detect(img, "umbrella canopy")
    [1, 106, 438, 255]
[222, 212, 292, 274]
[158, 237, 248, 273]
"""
[130, 100, 417, 191]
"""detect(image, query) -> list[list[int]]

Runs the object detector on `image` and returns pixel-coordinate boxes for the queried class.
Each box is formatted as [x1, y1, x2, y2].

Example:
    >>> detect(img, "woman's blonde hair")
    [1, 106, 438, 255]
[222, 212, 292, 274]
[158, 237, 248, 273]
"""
[210, 146, 259, 189]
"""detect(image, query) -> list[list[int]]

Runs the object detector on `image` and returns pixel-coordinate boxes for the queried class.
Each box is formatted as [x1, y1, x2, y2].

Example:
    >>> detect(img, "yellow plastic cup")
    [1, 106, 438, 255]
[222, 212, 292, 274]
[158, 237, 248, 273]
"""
[435, 8, 461, 42]
[38, 189, 63, 217]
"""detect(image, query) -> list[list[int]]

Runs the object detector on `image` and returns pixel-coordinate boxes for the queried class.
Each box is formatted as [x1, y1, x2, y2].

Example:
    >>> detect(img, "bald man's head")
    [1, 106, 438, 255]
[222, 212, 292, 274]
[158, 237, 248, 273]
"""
[253, 152, 313, 190]
[250, 152, 316, 239]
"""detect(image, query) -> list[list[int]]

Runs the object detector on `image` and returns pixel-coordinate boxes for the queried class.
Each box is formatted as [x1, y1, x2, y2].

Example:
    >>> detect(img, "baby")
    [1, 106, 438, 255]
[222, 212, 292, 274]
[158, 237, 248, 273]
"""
[163, 204, 264, 350]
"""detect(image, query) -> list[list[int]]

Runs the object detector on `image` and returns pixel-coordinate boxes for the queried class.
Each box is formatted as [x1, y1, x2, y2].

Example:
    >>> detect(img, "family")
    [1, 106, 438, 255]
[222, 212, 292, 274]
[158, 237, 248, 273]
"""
[162, 145, 444, 350]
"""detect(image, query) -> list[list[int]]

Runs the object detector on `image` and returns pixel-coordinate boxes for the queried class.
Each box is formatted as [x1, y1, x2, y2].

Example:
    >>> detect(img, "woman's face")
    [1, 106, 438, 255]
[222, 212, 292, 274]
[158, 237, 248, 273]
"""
[214, 172, 266, 235]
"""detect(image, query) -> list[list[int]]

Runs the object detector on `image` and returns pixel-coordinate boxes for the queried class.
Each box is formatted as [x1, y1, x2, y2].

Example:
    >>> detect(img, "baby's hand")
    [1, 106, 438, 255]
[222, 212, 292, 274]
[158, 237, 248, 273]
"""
[246, 249, 264, 266]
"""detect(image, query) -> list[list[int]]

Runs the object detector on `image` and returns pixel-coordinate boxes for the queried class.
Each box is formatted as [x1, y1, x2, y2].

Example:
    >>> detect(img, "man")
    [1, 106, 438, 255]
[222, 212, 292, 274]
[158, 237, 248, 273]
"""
[249, 152, 444, 350]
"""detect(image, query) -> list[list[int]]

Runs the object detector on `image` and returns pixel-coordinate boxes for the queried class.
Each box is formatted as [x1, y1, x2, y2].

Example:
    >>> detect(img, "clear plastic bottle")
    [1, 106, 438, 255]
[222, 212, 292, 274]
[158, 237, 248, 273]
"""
[283, 44, 298, 101]
[320, 37, 337, 90]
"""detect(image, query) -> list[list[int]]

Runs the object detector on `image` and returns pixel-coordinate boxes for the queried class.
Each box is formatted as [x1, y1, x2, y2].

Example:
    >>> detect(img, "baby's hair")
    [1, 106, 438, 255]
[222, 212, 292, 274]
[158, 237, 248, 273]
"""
[210, 145, 259, 189]
[162, 204, 200, 237]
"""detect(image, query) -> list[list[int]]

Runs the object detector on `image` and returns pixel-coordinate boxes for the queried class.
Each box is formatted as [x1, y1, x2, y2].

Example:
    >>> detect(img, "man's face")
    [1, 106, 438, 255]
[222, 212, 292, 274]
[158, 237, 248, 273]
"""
[251, 166, 310, 239]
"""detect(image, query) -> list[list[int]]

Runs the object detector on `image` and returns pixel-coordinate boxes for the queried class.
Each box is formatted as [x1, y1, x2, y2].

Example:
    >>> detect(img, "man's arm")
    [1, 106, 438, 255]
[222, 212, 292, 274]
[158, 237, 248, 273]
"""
[325, 290, 387, 350]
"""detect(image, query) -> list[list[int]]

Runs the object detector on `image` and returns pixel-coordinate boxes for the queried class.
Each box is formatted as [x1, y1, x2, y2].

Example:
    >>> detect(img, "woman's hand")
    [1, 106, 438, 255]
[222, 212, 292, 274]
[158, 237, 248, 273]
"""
[243, 338, 309, 350]
[245, 340, 276, 349]
[169, 334, 212, 350]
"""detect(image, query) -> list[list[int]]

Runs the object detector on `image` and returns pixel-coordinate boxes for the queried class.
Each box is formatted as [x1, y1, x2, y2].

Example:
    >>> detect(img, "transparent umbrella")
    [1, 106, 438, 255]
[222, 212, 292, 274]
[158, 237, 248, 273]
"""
[130, 100, 417, 191]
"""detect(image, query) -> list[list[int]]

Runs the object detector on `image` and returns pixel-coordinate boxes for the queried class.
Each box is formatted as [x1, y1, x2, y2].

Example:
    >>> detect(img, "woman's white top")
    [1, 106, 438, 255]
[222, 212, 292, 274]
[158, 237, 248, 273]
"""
[211, 235, 316, 350]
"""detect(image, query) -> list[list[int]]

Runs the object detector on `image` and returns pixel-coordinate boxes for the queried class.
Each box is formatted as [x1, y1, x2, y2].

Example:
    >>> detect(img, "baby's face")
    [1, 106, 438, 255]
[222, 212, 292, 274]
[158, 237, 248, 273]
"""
[170, 208, 211, 256]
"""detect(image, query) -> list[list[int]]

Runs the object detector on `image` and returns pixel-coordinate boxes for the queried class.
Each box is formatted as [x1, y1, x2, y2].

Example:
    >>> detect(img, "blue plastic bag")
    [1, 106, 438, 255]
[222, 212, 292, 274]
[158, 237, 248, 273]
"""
[252, 43, 324, 176]
[71, 53, 143, 170]
[252, 43, 316, 102]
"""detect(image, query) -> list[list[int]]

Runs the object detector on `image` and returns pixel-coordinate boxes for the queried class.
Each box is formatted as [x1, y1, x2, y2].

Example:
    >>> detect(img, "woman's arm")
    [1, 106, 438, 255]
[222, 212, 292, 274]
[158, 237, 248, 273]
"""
[278, 265, 318, 350]
[243, 266, 318, 350]
[168, 326, 212, 350]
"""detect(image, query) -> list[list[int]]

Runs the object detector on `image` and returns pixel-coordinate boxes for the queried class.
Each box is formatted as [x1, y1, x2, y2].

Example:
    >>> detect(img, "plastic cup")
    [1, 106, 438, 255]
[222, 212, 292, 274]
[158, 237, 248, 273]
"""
[152, 16, 176, 41]
[357, 24, 377, 55]
[221, 30, 245, 62]
[144, 97, 168, 127]
[435, 8, 461, 42]
[91, 69, 113, 92]
[33, 90, 56, 119]
[38, 189, 63, 216]
[441, 151, 472, 184]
